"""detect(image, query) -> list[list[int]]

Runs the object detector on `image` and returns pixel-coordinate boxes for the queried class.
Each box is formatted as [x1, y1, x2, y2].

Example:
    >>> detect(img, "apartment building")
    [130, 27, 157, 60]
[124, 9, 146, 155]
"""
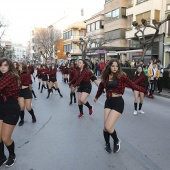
[164, 0, 170, 67]
[63, 21, 86, 61]
[84, 10, 105, 61]
[126, 0, 166, 64]
[104, 0, 131, 61]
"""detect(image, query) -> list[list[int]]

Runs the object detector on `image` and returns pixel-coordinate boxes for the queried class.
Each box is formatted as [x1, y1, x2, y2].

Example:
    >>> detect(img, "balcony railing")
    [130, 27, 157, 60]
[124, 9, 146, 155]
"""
[71, 36, 84, 40]
[70, 49, 82, 54]
[136, 0, 149, 5]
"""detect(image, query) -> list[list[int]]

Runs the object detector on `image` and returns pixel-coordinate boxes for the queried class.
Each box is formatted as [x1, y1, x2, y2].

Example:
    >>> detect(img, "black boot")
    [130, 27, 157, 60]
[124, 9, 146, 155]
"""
[69, 93, 73, 105]
[73, 92, 76, 103]
[57, 88, 63, 97]
[5, 142, 16, 168]
[40, 85, 44, 93]
[0, 141, 7, 167]
[38, 82, 41, 90]
[32, 90, 37, 99]
[19, 111, 24, 126]
[103, 131, 111, 153]
[28, 109, 36, 123]
[47, 89, 51, 99]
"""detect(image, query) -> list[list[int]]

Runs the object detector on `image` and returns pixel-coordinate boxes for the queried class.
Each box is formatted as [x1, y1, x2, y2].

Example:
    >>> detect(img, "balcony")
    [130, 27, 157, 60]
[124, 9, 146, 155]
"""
[71, 36, 84, 40]
[136, 0, 149, 5]
[70, 49, 82, 54]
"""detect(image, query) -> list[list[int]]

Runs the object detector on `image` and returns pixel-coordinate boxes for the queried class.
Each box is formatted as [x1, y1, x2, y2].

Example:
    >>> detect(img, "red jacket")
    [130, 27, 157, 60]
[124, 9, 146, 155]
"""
[63, 67, 69, 74]
[99, 62, 105, 71]
[0, 72, 20, 101]
[73, 68, 91, 88]
[47, 69, 57, 79]
[36, 68, 41, 77]
[28, 65, 34, 73]
[41, 69, 49, 76]
[20, 72, 31, 86]
[133, 72, 146, 88]
[69, 68, 78, 85]
[95, 74, 147, 99]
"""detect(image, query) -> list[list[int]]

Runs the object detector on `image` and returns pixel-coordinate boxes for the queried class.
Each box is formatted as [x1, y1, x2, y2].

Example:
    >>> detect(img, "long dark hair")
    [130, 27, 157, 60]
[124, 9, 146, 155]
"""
[135, 65, 144, 76]
[101, 59, 124, 82]
[79, 59, 88, 69]
[20, 63, 29, 74]
[49, 64, 56, 71]
[0, 58, 20, 81]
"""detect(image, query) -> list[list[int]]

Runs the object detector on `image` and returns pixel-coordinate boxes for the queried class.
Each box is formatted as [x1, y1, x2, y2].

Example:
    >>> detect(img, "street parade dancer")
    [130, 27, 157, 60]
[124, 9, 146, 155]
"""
[133, 65, 146, 115]
[72, 59, 93, 118]
[36, 64, 42, 90]
[40, 65, 49, 93]
[46, 64, 63, 99]
[94, 59, 147, 153]
[68, 62, 77, 105]
[0, 58, 20, 167]
[18, 63, 36, 126]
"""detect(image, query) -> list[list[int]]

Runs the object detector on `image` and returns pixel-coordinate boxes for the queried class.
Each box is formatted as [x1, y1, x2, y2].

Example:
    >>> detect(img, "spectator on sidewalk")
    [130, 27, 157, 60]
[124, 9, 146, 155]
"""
[148, 62, 160, 98]
[143, 65, 149, 91]
[139, 60, 144, 68]
[130, 60, 135, 68]
[157, 60, 164, 93]
[167, 63, 170, 93]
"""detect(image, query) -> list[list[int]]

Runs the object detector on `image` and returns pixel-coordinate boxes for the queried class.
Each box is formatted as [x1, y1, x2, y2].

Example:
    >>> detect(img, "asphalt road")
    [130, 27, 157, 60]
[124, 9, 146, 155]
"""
[2, 74, 170, 170]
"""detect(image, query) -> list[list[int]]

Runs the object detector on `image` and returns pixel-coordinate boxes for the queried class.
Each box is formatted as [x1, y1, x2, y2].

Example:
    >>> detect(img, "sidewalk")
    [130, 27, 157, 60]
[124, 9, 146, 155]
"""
[154, 88, 170, 98]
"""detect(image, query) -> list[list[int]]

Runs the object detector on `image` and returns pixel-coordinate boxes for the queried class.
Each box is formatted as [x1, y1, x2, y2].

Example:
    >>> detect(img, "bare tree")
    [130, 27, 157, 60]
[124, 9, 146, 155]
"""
[132, 15, 170, 59]
[0, 14, 8, 57]
[72, 35, 112, 60]
[34, 27, 61, 63]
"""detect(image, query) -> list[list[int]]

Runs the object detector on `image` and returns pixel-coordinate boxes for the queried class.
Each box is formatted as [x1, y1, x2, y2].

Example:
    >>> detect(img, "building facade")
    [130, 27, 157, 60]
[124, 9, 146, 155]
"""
[84, 10, 105, 61]
[12, 43, 27, 62]
[126, 0, 166, 64]
[63, 21, 86, 61]
[164, 0, 170, 67]
[104, 0, 131, 62]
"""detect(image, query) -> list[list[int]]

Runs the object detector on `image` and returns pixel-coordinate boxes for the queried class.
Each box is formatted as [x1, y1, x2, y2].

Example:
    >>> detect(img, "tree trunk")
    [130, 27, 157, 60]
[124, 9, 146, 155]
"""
[141, 47, 147, 61]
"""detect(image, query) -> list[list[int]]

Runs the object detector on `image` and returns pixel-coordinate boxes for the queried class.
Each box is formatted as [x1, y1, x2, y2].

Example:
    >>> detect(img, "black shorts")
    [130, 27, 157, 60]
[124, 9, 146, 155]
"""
[104, 96, 124, 114]
[49, 77, 57, 83]
[38, 75, 42, 79]
[90, 75, 97, 82]
[0, 98, 20, 125]
[77, 83, 92, 94]
[19, 88, 32, 99]
[42, 76, 48, 81]
[30, 71, 34, 74]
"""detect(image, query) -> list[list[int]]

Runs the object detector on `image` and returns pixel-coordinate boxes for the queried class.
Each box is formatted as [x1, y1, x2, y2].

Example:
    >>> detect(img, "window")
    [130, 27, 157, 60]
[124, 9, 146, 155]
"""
[167, 4, 170, 10]
[113, 8, 119, 19]
[91, 23, 95, 31]
[79, 31, 84, 36]
[105, 0, 112, 3]
[87, 25, 91, 32]
[136, 11, 151, 24]
[121, 7, 126, 18]
[127, 14, 133, 29]
[154, 10, 160, 22]
[105, 29, 125, 40]
[105, 11, 112, 22]
[136, 0, 147, 4]
[168, 21, 170, 37]
[96, 21, 100, 30]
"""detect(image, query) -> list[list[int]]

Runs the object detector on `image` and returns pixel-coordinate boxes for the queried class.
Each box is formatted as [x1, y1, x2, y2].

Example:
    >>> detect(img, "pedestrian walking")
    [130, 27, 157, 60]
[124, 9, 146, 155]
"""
[72, 59, 93, 118]
[0, 58, 20, 167]
[18, 63, 36, 126]
[94, 59, 147, 153]
[133, 65, 146, 115]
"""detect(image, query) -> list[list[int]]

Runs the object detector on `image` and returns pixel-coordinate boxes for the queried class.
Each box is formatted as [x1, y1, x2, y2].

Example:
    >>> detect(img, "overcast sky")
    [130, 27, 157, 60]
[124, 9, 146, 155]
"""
[0, 0, 104, 45]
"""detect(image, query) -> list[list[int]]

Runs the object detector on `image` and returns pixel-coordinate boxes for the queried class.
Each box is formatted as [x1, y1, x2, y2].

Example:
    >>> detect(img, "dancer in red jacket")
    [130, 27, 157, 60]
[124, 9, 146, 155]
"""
[0, 58, 20, 167]
[133, 65, 146, 115]
[94, 59, 147, 154]
[72, 60, 93, 118]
